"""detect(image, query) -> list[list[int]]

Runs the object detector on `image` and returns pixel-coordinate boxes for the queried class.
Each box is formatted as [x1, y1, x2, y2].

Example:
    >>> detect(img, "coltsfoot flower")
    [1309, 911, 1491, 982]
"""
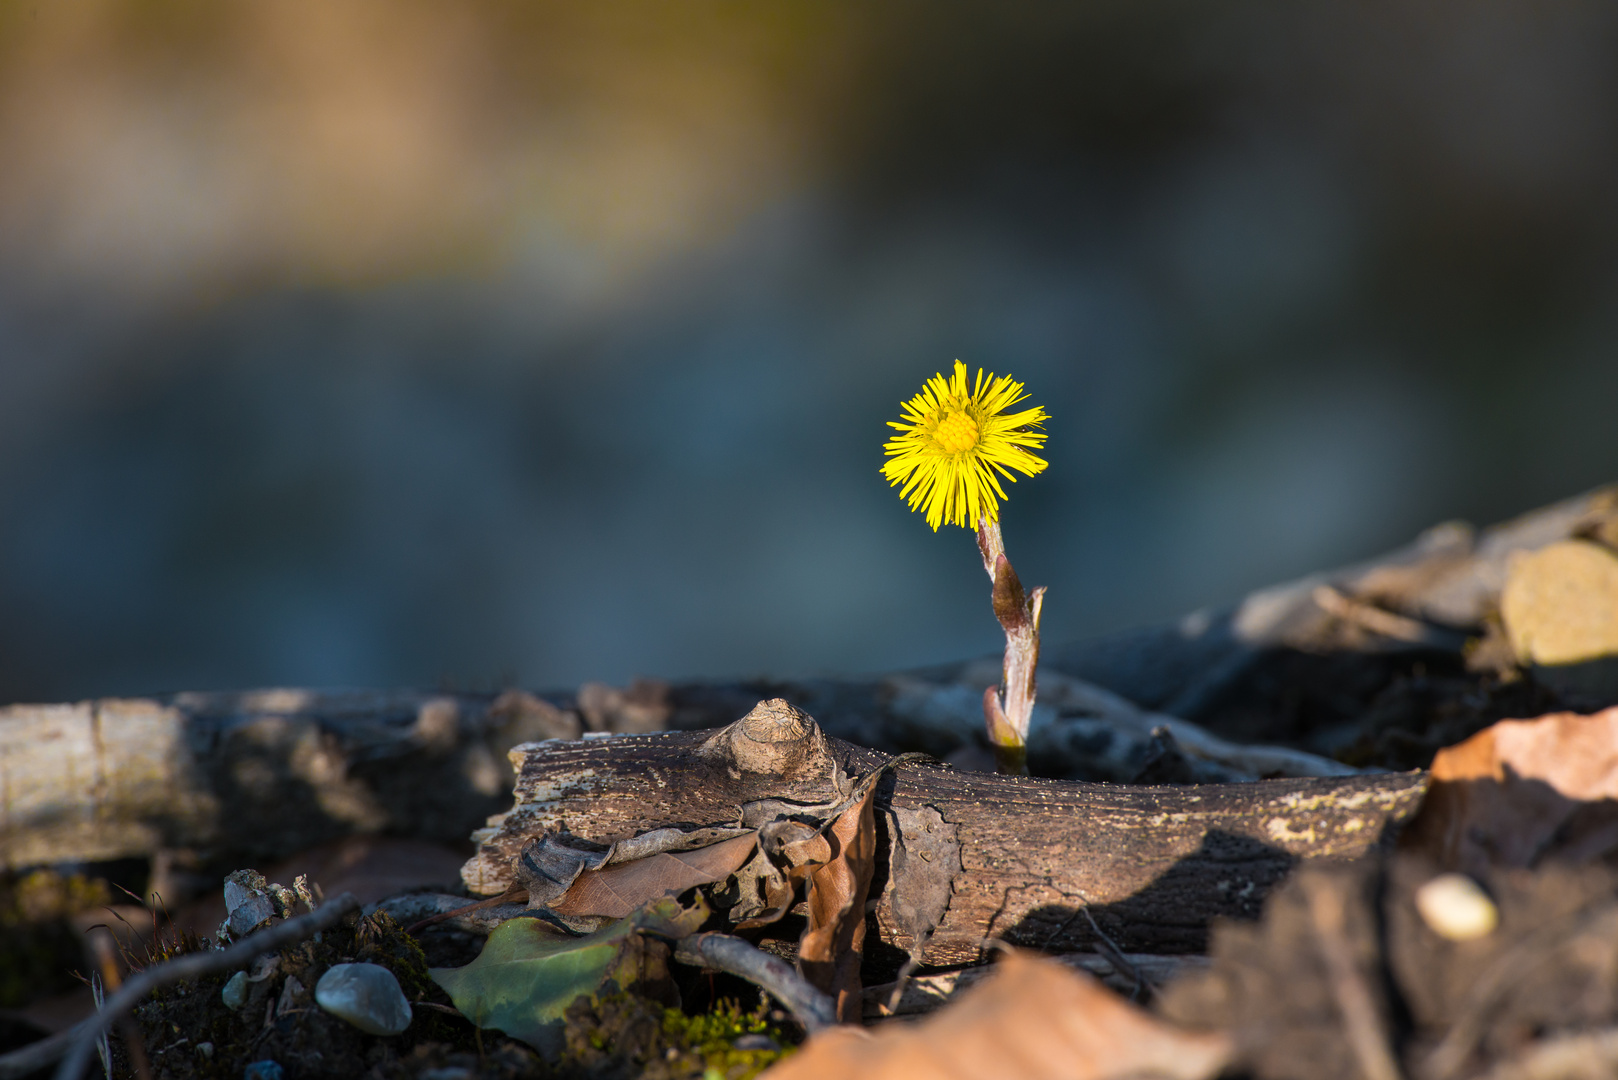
[881, 360, 1049, 530]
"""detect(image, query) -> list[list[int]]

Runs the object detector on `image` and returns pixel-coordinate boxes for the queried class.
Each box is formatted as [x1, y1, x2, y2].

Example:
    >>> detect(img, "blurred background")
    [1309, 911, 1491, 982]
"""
[2, 0, 1616, 704]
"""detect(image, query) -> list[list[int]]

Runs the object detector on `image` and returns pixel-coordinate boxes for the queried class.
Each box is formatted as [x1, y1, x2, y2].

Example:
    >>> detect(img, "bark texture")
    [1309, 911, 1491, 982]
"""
[465, 705, 1428, 962]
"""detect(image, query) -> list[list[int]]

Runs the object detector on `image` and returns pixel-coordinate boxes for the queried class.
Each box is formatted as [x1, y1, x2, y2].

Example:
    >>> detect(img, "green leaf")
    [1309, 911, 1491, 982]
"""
[429, 895, 708, 1055]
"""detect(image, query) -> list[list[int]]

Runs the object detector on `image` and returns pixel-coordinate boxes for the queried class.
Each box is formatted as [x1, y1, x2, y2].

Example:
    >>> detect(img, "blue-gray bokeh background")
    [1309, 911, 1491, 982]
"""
[3, 2, 1616, 703]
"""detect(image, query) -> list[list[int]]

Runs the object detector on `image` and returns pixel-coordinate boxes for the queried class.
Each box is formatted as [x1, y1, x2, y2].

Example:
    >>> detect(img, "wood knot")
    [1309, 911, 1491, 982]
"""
[700, 698, 836, 785]
[738, 699, 812, 744]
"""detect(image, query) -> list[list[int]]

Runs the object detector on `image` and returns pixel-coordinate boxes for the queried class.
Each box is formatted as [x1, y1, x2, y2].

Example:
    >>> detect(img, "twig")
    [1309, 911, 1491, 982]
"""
[1311, 585, 1468, 650]
[40, 893, 361, 1080]
[1299, 874, 1403, 1080]
[396, 886, 528, 934]
[0, 1020, 95, 1080]
[863, 952, 1210, 1018]
[1076, 907, 1151, 1002]
[1474, 1026, 1618, 1080]
[672, 932, 837, 1033]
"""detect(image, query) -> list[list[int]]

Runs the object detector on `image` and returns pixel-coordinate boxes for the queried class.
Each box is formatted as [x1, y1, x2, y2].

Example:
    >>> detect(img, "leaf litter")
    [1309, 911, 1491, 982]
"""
[794, 776, 878, 1023]
[1158, 704, 1618, 1080]
[769, 950, 1231, 1080]
[16, 664, 1618, 1079]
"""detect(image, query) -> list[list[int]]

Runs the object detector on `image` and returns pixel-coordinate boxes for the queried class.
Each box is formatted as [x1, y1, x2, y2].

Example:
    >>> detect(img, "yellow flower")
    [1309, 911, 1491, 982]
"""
[882, 360, 1049, 531]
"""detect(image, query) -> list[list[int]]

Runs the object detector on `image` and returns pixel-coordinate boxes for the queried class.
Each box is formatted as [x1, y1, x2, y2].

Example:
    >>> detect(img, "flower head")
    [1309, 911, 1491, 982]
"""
[882, 360, 1049, 530]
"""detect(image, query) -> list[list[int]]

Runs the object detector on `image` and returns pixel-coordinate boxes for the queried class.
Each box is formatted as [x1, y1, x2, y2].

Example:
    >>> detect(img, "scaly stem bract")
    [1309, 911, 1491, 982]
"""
[976, 517, 1044, 776]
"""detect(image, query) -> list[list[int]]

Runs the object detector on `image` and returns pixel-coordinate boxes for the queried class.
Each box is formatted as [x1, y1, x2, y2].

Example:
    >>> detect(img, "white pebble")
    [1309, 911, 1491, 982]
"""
[314, 963, 413, 1036]
[1415, 873, 1498, 941]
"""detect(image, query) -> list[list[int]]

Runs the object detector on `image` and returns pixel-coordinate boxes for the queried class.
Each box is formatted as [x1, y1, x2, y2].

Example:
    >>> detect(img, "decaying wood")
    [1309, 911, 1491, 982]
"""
[466, 701, 1428, 963]
[0, 690, 557, 871]
[1, 486, 1606, 876]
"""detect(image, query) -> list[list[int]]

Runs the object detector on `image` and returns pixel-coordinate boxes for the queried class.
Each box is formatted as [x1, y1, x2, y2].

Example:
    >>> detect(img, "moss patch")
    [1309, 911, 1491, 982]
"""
[557, 995, 794, 1080]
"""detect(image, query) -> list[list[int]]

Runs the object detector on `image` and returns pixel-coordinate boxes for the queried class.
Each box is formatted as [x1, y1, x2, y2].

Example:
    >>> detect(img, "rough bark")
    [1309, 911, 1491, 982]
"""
[465, 705, 1428, 962]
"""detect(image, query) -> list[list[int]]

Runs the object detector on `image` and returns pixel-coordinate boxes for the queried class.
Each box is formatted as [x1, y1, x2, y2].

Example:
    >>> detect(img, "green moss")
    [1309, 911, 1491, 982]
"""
[557, 993, 794, 1079]
[662, 1000, 793, 1080]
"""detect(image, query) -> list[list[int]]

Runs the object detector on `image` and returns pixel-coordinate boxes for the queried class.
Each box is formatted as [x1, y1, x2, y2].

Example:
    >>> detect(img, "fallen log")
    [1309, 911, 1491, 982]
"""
[3, 485, 1605, 878]
[462, 701, 1428, 964]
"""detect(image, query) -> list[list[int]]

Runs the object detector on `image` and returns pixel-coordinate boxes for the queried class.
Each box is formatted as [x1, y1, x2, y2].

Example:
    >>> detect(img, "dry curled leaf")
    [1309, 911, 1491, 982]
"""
[885, 804, 962, 965]
[549, 833, 759, 919]
[1402, 706, 1618, 873]
[798, 781, 878, 1022]
[766, 951, 1231, 1080]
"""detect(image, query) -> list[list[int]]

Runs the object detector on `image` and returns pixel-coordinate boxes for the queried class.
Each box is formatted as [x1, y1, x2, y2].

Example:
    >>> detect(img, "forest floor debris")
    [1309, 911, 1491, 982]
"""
[4, 490, 1618, 1078]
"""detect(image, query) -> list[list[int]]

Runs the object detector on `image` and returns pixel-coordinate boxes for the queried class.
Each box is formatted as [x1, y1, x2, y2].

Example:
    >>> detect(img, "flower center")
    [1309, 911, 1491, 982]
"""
[933, 409, 980, 453]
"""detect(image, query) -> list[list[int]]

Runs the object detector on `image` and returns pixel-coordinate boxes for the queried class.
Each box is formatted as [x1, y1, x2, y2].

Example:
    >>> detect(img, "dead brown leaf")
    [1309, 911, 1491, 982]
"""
[1402, 706, 1618, 874]
[731, 820, 831, 929]
[797, 782, 877, 1023]
[548, 832, 758, 918]
[765, 951, 1231, 1080]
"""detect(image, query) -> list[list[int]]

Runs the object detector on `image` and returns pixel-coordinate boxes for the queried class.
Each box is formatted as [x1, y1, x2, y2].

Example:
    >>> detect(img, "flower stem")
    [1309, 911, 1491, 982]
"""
[975, 517, 1044, 776]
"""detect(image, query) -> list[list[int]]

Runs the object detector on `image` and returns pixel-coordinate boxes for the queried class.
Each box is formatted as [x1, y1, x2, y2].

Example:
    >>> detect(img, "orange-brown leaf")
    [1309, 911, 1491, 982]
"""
[1403, 706, 1618, 873]
[764, 951, 1231, 1080]
[549, 833, 758, 919]
[797, 783, 877, 1023]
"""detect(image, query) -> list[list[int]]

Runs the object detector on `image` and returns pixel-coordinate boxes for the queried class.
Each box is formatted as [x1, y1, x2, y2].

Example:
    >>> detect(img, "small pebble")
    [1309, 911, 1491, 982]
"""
[242, 1061, 284, 1080]
[732, 1034, 780, 1052]
[315, 962, 413, 1036]
[221, 971, 249, 1011]
[1415, 873, 1498, 941]
[195, 1042, 214, 1060]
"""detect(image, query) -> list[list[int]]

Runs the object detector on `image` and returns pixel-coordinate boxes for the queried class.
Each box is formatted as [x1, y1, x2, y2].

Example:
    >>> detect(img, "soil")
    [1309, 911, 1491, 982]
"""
[89, 910, 795, 1080]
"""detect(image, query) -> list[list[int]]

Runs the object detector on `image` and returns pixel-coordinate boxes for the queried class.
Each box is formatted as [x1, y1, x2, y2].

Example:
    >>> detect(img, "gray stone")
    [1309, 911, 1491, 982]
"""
[314, 963, 412, 1036]
[221, 971, 249, 1011]
[223, 871, 278, 937]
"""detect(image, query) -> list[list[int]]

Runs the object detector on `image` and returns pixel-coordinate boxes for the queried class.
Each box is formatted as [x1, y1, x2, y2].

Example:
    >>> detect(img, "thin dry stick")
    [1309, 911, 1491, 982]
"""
[1299, 874, 1403, 1080]
[1076, 906, 1152, 1002]
[403, 884, 529, 934]
[1474, 1026, 1618, 1080]
[44, 893, 361, 1080]
[1310, 585, 1467, 650]
[673, 932, 837, 1032]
